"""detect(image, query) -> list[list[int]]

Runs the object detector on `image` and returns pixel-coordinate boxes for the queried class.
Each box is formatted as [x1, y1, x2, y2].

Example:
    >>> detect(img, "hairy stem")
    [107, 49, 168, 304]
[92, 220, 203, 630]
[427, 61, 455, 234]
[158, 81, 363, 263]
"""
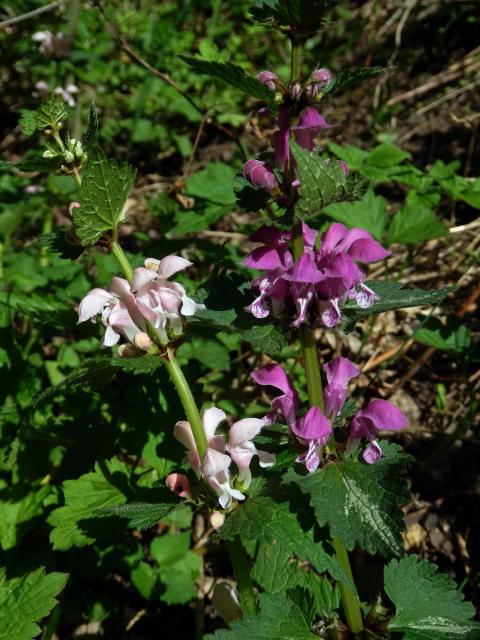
[227, 537, 258, 615]
[111, 239, 134, 282]
[331, 538, 364, 634]
[290, 39, 301, 82]
[292, 221, 364, 634]
[164, 349, 208, 459]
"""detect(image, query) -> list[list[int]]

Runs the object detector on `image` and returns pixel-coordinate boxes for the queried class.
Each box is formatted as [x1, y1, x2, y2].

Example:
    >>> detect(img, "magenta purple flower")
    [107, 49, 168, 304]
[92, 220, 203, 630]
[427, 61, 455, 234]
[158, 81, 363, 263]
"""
[253, 356, 406, 470]
[244, 221, 389, 328]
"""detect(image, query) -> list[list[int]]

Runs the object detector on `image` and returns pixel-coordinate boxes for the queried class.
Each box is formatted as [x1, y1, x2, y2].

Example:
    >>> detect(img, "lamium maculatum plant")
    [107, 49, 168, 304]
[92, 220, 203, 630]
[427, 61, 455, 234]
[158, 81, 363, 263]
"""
[3, 1, 479, 639]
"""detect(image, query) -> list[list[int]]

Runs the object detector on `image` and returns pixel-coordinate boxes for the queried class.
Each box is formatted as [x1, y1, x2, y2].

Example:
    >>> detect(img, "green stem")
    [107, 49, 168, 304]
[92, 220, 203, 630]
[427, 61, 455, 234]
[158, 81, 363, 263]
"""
[292, 222, 363, 634]
[331, 538, 364, 634]
[111, 239, 134, 282]
[290, 39, 301, 82]
[227, 537, 258, 615]
[164, 349, 208, 459]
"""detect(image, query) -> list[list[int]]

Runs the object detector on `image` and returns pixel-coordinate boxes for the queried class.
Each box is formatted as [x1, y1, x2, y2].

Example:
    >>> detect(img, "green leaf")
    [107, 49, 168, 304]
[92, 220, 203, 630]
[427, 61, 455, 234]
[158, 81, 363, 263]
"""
[185, 162, 237, 205]
[75, 149, 136, 245]
[178, 336, 231, 371]
[16, 155, 65, 173]
[329, 66, 385, 94]
[131, 562, 158, 600]
[387, 201, 448, 245]
[180, 56, 275, 106]
[0, 567, 68, 640]
[0, 485, 50, 550]
[234, 176, 270, 211]
[414, 317, 471, 354]
[342, 281, 453, 331]
[37, 231, 84, 260]
[385, 556, 480, 639]
[48, 459, 129, 550]
[35, 96, 68, 131]
[18, 110, 39, 137]
[367, 143, 411, 167]
[109, 499, 180, 530]
[252, 543, 340, 617]
[0, 291, 75, 327]
[288, 443, 411, 556]
[250, 0, 340, 36]
[324, 189, 388, 241]
[205, 591, 318, 640]
[293, 143, 367, 219]
[219, 492, 351, 587]
[151, 532, 202, 604]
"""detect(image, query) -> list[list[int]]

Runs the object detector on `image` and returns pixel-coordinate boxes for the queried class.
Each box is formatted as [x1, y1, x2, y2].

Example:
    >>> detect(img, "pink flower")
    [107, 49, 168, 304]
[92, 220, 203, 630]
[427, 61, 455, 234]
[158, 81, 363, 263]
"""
[166, 473, 191, 498]
[226, 418, 275, 487]
[347, 399, 407, 464]
[252, 363, 332, 472]
[323, 357, 359, 418]
[53, 84, 79, 107]
[174, 407, 274, 508]
[291, 406, 332, 472]
[244, 222, 389, 328]
[257, 70, 278, 92]
[78, 254, 203, 346]
[243, 159, 278, 191]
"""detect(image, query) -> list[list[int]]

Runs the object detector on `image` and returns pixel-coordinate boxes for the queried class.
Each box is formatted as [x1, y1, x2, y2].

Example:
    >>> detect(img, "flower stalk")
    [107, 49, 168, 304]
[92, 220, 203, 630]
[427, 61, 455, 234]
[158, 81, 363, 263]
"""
[291, 222, 364, 634]
[227, 537, 259, 615]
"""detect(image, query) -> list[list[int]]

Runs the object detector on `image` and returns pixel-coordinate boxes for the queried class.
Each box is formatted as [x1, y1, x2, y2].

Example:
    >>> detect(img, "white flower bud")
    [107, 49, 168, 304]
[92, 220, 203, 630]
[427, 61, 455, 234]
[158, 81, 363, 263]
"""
[118, 344, 139, 358]
[134, 332, 153, 351]
[210, 511, 225, 529]
[64, 150, 74, 164]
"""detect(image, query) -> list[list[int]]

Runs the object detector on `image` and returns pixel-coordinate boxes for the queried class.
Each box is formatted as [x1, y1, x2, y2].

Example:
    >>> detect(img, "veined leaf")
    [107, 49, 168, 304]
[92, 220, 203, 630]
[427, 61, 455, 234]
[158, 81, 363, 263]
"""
[385, 556, 480, 639]
[83, 99, 99, 153]
[328, 66, 386, 94]
[293, 143, 367, 219]
[287, 443, 411, 557]
[387, 201, 448, 245]
[219, 492, 351, 588]
[75, 149, 136, 245]
[180, 56, 275, 107]
[205, 591, 318, 640]
[48, 458, 129, 550]
[109, 498, 181, 530]
[0, 567, 68, 640]
[0, 290, 75, 327]
[414, 317, 471, 355]
[250, 0, 340, 36]
[341, 280, 453, 331]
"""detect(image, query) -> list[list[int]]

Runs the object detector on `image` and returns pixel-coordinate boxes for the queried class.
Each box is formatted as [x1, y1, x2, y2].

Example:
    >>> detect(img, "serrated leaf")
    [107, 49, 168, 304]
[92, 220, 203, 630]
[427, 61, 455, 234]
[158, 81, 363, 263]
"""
[185, 162, 237, 205]
[48, 459, 129, 550]
[19, 109, 39, 137]
[0, 290, 75, 327]
[83, 99, 99, 152]
[35, 96, 68, 131]
[288, 443, 411, 556]
[16, 155, 65, 173]
[180, 56, 275, 106]
[328, 66, 385, 94]
[250, 0, 340, 36]
[219, 492, 351, 588]
[385, 556, 480, 639]
[109, 499, 180, 530]
[387, 202, 448, 245]
[324, 189, 388, 241]
[414, 317, 471, 354]
[252, 543, 340, 617]
[341, 280, 453, 331]
[293, 143, 367, 219]
[205, 591, 318, 640]
[151, 532, 202, 604]
[37, 231, 84, 260]
[0, 567, 68, 640]
[75, 149, 136, 245]
[36, 355, 167, 403]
